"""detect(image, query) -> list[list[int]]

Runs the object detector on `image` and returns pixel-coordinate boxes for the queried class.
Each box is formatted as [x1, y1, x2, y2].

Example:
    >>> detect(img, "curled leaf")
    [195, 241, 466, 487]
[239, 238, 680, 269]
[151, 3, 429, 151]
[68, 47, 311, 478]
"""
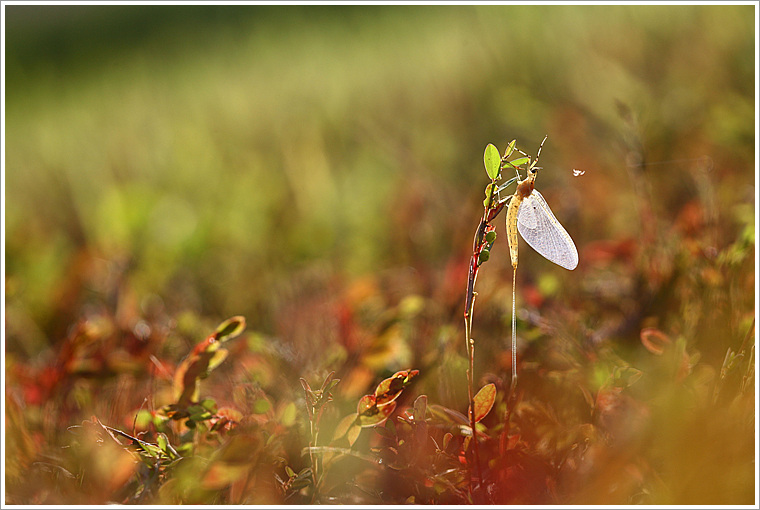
[357, 401, 397, 428]
[640, 328, 671, 355]
[214, 316, 246, 343]
[442, 432, 453, 450]
[206, 348, 229, 373]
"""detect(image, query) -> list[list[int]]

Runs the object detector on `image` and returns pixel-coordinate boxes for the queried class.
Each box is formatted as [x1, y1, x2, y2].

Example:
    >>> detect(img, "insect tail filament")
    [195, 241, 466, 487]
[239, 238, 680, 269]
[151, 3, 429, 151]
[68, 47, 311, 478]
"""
[511, 267, 517, 388]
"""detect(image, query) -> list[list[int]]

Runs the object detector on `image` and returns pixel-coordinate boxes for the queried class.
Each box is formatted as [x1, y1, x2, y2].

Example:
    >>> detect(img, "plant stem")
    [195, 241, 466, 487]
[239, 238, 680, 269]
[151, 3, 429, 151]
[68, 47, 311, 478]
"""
[464, 304, 482, 490]
[309, 414, 318, 498]
[462, 181, 505, 494]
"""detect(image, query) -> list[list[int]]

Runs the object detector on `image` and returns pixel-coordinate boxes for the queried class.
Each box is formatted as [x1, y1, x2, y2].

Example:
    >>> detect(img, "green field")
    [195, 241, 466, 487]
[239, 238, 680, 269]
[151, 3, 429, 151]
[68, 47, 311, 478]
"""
[4, 4, 756, 505]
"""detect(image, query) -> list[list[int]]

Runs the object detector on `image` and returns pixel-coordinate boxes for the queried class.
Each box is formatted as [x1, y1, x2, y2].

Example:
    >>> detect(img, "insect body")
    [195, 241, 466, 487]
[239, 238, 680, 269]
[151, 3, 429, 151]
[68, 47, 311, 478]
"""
[505, 141, 578, 271]
[502, 137, 578, 392]
[506, 170, 538, 270]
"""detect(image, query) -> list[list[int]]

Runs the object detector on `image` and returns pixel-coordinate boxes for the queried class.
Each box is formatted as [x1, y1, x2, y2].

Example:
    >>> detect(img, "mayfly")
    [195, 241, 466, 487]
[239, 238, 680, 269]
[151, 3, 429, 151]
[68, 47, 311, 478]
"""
[499, 136, 578, 390]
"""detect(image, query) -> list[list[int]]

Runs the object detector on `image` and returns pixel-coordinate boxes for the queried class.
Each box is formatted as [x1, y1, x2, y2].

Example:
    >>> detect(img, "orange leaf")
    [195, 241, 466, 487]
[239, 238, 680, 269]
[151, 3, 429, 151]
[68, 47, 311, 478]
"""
[471, 383, 496, 423]
[357, 394, 377, 415]
[374, 369, 419, 406]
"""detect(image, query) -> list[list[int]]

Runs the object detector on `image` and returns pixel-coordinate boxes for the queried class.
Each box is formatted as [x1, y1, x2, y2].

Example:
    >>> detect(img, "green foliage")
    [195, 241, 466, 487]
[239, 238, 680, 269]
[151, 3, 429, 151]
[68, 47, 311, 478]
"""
[483, 143, 502, 180]
[505, 156, 530, 169]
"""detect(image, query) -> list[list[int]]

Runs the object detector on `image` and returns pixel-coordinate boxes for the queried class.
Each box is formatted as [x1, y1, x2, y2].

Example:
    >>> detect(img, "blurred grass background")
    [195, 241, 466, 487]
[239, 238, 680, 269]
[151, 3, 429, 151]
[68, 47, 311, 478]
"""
[3, 4, 757, 505]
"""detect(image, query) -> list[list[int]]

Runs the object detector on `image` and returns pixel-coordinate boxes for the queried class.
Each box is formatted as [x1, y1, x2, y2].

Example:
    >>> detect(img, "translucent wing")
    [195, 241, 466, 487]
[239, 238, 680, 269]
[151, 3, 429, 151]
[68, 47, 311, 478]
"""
[517, 190, 578, 270]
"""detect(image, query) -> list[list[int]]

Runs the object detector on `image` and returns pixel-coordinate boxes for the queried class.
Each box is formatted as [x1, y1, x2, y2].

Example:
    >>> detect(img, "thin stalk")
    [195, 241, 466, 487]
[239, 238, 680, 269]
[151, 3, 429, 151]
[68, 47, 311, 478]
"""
[309, 415, 318, 492]
[463, 146, 522, 494]
[464, 298, 482, 489]
[511, 267, 517, 390]
[499, 267, 519, 457]
[463, 180, 505, 493]
[299, 379, 320, 501]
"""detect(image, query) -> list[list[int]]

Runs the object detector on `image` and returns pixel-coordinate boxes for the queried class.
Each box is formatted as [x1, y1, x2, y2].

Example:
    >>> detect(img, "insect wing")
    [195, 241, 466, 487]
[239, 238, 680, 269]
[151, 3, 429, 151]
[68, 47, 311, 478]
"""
[517, 190, 578, 270]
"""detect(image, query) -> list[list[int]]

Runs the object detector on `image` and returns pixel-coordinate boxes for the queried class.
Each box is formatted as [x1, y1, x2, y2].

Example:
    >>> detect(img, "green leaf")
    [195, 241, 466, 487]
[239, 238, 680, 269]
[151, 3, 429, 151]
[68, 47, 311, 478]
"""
[347, 423, 362, 445]
[484, 144, 501, 180]
[504, 139, 517, 158]
[290, 476, 312, 490]
[478, 249, 490, 264]
[155, 432, 179, 458]
[279, 401, 297, 427]
[252, 398, 271, 414]
[485, 231, 496, 243]
[285, 465, 296, 478]
[200, 398, 217, 412]
[385, 416, 397, 436]
[471, 383, 496, 423]
[506, 156, 530, 168]
[320, 371, 337, 392]
[186, 404, 207, 416]
[188, 407, 212, 422]
[157, 432, 169, 452]
[413, 394, 428, 422]
[138, 441, 163, 459]
[135, 409, 153, 429]
[296, 467, 313, 480]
